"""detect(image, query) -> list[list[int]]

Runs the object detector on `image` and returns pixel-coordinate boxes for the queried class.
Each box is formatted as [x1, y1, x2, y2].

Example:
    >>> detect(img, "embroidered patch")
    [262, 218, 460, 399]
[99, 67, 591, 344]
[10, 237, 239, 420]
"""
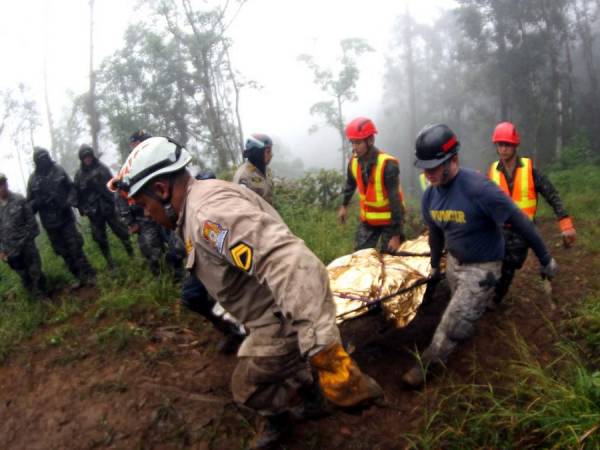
[202, 221, 228, 254]
[230, 242, 253, 272]
[251, 176, 263, 184]
[185, 239, 193, 255]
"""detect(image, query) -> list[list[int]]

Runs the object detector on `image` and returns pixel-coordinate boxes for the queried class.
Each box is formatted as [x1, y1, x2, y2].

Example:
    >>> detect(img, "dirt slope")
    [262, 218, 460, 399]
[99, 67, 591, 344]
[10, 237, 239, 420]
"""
[0, 219, 597, 450]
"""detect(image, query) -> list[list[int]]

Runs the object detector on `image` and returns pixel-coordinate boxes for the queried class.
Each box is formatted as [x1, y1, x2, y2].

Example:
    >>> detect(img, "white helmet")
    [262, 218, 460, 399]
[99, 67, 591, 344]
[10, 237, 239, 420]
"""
[111, 136, 192, 198]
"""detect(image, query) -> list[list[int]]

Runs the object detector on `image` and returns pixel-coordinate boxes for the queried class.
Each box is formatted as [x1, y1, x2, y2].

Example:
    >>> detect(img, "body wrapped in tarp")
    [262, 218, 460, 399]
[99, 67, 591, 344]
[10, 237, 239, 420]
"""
[328, 234, 432, 328]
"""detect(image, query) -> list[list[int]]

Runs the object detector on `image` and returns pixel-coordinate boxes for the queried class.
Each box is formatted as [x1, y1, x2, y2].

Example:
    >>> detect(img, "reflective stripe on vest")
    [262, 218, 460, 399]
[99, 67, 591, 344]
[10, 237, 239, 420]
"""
[351, 152, 405, 226]
[488, 157, 537, 219]
[419, 173, 429, 192]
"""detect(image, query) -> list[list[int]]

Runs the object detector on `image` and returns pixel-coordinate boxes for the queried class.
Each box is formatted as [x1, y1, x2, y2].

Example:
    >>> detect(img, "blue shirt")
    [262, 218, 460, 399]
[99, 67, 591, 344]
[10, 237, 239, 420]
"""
[422, 168, 551, 266]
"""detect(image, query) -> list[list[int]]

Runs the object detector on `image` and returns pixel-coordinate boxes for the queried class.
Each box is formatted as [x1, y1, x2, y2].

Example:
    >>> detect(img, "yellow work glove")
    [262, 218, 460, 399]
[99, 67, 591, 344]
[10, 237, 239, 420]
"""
[310, 342, 383, 407]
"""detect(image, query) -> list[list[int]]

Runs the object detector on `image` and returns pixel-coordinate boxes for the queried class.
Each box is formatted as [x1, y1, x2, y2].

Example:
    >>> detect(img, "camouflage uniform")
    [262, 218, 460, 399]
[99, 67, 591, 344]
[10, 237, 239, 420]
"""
[341, 148, 406, 252]
[27, 151, 95, 284]
[422, 255, 501, 364]
[74, 157, 133, 266]
[0, 190, 47, 296]
[116, 198, 165, 275]
[492, 158, 569, 303]
[232, 161, 274, 205]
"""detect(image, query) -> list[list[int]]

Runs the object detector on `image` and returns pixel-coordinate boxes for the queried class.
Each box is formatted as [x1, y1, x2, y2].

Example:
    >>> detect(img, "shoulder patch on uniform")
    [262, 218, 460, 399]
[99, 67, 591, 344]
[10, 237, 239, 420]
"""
[202, 220, 228, 254]
[185, 239, 194, 255]
[230, 242, 253, 272]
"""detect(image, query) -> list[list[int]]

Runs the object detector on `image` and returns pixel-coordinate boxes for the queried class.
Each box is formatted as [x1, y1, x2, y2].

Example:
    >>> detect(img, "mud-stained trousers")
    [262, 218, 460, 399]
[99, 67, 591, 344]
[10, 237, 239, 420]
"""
[230, 323, 314, 416]
[88, 212, 133, 261]
[494, 228, 529, 303]
[7, 241, 46, 296]
[354, 222, 399, 253]
[45, 219, 95, 282]
[421, 254, 501, 365]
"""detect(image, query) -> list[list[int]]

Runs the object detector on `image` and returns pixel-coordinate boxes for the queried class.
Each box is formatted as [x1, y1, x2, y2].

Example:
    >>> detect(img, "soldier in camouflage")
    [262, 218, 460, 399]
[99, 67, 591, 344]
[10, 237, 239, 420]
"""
[27, 147, 96, 288]
[233, 134, 274, 205]
[117, 198, 165, 275]
[0, 173, 47, 298]
[74, 144, 133, 268]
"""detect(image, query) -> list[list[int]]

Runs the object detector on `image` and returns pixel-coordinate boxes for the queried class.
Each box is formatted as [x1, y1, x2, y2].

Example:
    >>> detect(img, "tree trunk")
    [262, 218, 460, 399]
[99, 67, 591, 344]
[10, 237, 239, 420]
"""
[403, 7, 418, 188]
[336, 94, 347, 173]
[88, 0, 100, 152]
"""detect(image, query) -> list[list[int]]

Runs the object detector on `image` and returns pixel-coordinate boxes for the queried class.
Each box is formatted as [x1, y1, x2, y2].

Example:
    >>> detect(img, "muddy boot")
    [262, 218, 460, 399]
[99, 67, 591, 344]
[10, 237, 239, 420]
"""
[290, 381, 331, 421]
[250, 413, 290, 450]
[401, 364, 426, 389]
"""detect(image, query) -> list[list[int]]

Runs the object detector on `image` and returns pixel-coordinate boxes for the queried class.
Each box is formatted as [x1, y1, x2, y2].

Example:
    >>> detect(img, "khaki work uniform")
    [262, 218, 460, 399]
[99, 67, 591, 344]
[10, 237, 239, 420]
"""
[178, 179, 340, 415]
[232, 162, 274, 205]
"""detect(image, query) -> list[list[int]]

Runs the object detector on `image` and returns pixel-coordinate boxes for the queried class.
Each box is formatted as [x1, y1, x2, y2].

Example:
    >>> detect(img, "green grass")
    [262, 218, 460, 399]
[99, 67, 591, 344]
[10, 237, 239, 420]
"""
[0, 221, 182, 362]
[537, 165, 600, 251]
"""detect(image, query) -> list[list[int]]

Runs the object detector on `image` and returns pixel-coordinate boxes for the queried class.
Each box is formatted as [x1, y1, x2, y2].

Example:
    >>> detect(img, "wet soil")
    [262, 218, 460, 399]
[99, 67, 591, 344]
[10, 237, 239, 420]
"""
[0, 219, 597, 450]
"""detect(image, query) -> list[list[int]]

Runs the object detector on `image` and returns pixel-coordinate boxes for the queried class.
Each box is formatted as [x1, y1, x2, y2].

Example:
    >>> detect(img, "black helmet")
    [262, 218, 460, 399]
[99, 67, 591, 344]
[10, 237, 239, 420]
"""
[195, 169, 216, 180]
[129, 129, 152, 144]
[78, 144, 95, 160]
[414, 124, 460, 169]
[244, 133, 272, 153]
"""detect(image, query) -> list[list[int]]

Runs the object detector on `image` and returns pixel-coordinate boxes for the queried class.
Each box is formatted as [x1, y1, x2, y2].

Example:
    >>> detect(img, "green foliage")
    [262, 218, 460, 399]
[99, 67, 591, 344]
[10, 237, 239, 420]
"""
[410, 329, 600, 449]
[551, 133, 598, 171]
[275, 170, 345, 209]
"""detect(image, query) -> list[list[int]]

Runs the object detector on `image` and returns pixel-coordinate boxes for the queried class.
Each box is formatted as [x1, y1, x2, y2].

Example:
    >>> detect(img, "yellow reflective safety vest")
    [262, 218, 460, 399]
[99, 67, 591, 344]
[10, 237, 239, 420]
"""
[488, 157, 537, 219]
[419, 173, 430, 192]
[351, 152, 405, 226]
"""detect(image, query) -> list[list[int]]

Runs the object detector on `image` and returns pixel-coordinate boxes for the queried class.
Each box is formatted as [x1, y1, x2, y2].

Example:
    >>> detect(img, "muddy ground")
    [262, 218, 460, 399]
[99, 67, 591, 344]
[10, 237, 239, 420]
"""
[0, 219, 597, 450]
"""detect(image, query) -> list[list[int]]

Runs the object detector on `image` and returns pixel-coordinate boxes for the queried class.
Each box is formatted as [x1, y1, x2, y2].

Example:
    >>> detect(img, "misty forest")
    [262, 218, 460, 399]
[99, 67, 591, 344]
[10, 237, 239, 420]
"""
[0, 1, 599, 449]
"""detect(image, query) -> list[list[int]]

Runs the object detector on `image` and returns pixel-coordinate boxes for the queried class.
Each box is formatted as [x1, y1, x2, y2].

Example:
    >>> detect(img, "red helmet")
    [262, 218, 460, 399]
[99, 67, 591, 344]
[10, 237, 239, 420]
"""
[345, 117, 378, 140]
[492, 122, 520, 145]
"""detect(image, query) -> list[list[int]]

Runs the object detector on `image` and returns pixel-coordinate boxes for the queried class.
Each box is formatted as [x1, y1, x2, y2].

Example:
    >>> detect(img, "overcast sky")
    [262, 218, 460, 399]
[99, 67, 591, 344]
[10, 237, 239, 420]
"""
[0, 0, 453, 193]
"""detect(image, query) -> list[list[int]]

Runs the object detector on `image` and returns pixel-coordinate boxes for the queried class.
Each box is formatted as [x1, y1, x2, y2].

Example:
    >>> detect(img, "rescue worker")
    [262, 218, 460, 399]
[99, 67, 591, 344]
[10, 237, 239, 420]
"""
[402, 124, 558, 388]
[0, 173, 47, 298]
[27, 147, 96, 288]
[338, 117, 406, 253]
[180, 168, 245, 354]
[233, 133, 274, 205]
[74, 144, 133, 268]
[109, 137, 383, 449]
[488, 122, 576, 305]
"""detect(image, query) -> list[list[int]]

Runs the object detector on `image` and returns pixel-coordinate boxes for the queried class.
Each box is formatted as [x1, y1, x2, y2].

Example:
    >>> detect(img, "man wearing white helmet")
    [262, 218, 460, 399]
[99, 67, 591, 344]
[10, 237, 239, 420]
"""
[109, 136, 383, 449]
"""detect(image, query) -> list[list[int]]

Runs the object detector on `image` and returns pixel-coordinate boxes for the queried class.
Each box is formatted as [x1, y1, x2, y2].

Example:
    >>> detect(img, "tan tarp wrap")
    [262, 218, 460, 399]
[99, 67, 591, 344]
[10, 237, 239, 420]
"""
[328, 234, 431, 328]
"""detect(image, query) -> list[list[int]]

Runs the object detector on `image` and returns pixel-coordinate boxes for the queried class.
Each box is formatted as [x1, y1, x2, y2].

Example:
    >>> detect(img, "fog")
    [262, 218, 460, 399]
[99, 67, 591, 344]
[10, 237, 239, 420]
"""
[1, 0, 599, 195]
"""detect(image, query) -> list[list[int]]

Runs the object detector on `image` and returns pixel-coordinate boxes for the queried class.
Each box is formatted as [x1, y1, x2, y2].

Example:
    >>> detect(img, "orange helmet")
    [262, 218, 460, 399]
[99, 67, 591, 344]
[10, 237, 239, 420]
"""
[492, 122, 520, 145]
[345, 117, 377, 140]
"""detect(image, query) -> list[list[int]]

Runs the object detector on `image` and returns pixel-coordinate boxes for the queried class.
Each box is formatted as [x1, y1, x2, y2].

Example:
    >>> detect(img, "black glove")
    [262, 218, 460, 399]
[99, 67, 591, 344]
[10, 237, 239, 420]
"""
[540, 257, 558, 280]
[429, 267, 443, 282]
